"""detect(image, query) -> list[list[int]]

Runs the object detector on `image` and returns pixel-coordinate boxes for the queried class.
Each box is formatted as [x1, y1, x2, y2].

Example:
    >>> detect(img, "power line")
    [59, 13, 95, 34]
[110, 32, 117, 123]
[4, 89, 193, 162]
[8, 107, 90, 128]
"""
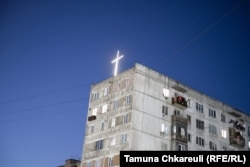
[0, 97, 88, 116]
[0, 82, 92, 105]
[0, 97, 88, 123]
[156, 1, 243, 67]
[142, 1, 244, 67]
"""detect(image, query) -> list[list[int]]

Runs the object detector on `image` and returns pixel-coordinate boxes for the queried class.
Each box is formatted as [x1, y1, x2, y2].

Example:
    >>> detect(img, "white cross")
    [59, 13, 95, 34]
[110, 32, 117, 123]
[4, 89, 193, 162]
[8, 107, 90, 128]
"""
[111, 50, 124, 76]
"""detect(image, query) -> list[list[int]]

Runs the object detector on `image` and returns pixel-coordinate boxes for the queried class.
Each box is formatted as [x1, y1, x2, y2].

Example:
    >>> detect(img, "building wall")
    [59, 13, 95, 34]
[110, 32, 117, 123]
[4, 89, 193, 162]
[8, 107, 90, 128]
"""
[81, 63, 250, 167]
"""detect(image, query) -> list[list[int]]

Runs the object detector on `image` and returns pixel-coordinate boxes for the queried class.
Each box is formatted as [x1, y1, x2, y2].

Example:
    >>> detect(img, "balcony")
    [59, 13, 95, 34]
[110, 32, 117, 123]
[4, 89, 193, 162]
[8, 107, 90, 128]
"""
[229, 120, 245, 131]
[88, 115, 96, 121]
[172, 115, 188, 125]
[172, 96, 188, 109]
[229, 127, 245, 148]
[171, 133, 187, 143]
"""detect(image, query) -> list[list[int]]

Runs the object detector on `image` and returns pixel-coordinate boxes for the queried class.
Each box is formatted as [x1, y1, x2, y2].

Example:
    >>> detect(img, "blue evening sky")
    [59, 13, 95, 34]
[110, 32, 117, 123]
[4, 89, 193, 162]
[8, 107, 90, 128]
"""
[0, 0, 249, 166]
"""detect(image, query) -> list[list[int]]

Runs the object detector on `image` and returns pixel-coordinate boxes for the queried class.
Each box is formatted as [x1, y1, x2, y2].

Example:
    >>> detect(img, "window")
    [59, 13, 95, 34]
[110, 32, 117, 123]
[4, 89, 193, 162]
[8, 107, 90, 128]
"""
[178, 144, 186, 151]
[196, 136, 205, 146]
[123, 114, 129, 124]
[162, 106, 168, 117]
[111, 118, 116, 127]
[221, 114, 226, 123]
[163, 88, 169, 98]
[248, 126, 250, 137]
[221, 129, 227, 138]
[161, 123, 168, 136]
[209, 124, 217, 135]
[101, 122, 104, 131]
[196, 119, 204, 130]
[108, 157, 113, 167]
[209, 141, 217, 150]
[110, 137, 116, 146]
[121, 134, 127, 144]
[102, 104, 108, 113]
[174, 109, 180, 116]
[187, 115, 191, 124]
[196, 103, 203, 113]
[125, 78, 129, 87]
[95, 159, 100, 167]
[173, 125, 176, 134]
[96, 140, 104, 150]
[87, 162, 92, 167]
[113, 100, 118, 109]
[188, 133, 191, 142]
[248, 141, 250, 149]
[92, 108, 97, 116]
[126, 95, 132, 104]
[177, 126, 185, 137]
[118, 82, 121, 90]
[90, 125, 94, 134]
[161, 143, 168, 150]
[208, 109, 216, 118]
[92, 92, 99, 101]
[104, 87, 109, 96]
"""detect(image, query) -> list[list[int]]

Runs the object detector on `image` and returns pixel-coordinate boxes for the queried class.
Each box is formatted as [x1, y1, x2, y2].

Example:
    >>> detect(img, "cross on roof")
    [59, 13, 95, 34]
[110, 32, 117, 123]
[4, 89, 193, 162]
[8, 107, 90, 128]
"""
[111, 50, 124, 76]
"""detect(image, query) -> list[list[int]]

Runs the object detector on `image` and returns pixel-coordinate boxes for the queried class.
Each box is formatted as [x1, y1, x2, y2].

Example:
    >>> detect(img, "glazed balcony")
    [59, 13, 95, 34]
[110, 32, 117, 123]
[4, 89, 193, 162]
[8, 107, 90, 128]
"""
[172, 96, 188, 109]
[229, 127, 245, 148]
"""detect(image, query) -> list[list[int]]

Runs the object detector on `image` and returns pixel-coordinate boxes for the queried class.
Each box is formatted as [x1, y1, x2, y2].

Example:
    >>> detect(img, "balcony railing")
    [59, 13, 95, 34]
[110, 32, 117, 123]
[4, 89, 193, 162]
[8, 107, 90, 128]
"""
[172, 115, 188, 125]
[171, 133, 187, 143]
[172, 96, 188, 108]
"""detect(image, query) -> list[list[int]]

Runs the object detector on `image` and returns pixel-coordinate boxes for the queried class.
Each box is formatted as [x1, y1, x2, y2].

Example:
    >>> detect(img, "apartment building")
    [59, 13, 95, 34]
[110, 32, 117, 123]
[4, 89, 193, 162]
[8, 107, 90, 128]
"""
[81, 63, 250, 167]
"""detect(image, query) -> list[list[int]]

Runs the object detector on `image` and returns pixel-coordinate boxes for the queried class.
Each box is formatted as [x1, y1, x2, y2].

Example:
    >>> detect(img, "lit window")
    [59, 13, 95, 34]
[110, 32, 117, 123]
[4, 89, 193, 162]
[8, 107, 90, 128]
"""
[163, 88, 169, 98]
[102, 104, 108, 113]
[111, 118, 116, 127]
[161, 123, 168, 135]
[92, 108, 97, 116]
[110, 137, 116, 146]
[221, 129, 227, 138]
[103, 87, 109, 96]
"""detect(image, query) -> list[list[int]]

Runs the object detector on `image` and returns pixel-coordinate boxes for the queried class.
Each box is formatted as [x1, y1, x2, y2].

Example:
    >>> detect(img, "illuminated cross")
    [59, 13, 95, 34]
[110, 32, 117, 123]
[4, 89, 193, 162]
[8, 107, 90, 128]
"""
[111, 50, 124, 76]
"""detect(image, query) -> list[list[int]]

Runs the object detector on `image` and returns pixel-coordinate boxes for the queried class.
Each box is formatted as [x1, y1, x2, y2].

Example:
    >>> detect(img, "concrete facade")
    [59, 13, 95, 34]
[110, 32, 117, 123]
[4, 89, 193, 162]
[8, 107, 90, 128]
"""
[81, 63, 250, 167]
